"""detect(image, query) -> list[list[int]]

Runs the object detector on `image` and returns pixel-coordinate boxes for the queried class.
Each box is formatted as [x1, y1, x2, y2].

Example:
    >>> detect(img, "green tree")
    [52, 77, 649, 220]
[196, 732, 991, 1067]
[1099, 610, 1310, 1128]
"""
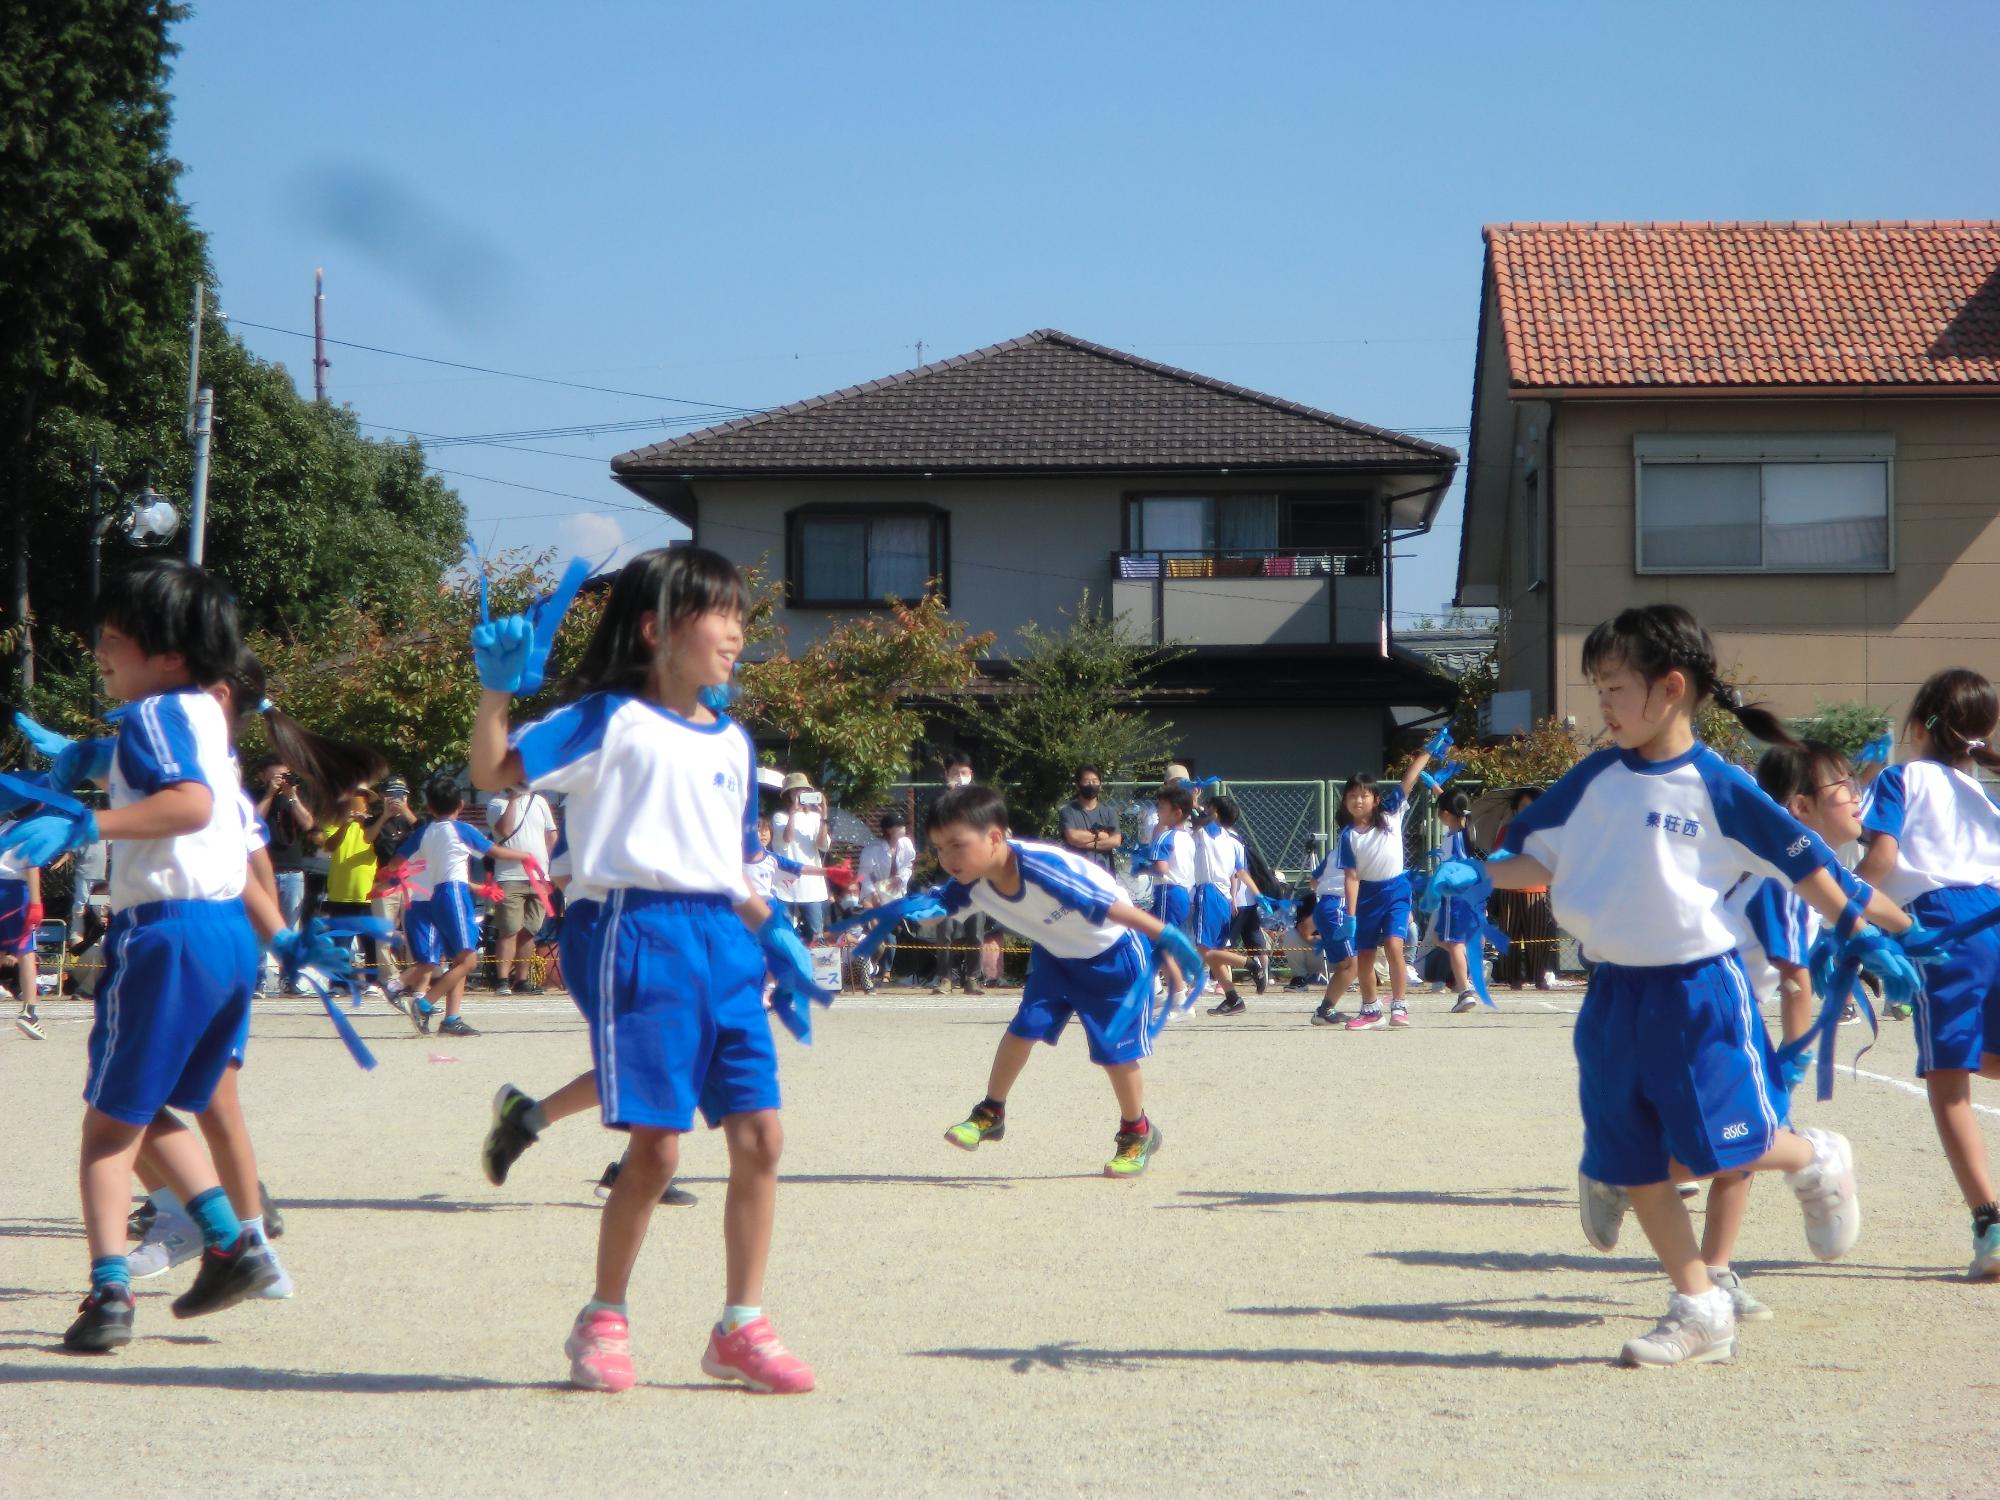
[1791, 700, 1893, 759]
[737, 593, 992, 816]
[977, 596, 1187, 837]
[1, 0, 209, 692]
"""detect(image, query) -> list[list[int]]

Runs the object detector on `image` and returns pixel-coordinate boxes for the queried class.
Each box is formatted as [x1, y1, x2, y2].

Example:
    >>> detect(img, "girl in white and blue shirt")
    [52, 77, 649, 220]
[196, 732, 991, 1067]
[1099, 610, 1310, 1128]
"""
[1332, 737, 1438, 1031]
[1476, 604, 1914, 1369]
[472, 546, 821, 1397]
[1855, 667, 2000, 1278]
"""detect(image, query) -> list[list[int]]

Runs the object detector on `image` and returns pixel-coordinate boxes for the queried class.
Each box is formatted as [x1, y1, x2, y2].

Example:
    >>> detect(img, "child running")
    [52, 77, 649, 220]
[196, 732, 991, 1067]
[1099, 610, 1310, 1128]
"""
[1, 561, 284, 1351]
[1198, 796, 1252, 1015]
[470, 545, 826, 1395]
[1149, 783, 1198, 1007]
[1449, 604, 1917, 1367]
[923, 784, 1204, 1176]
[1434, 791, 1484, 1014]
[1337, 733, 1441, 1031]
[398, 776, 533, 1037]
[1854, 668, 2000, 1278]
[1, 837, 45, 1038]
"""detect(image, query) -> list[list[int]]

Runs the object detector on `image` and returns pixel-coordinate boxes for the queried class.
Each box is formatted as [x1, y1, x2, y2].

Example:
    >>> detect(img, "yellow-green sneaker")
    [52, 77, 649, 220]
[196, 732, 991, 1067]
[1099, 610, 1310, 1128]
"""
[944, 1103, 1005, 1151]
[1104, 1123, 1162, 1178]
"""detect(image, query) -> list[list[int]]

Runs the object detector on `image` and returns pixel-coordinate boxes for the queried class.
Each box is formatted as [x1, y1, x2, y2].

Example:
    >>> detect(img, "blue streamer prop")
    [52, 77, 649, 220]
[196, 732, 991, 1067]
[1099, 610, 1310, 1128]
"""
[271, 916, 393, 1070]
[1854, 732, 1893, 769]
[1418, 761, 1461, 797]
[829, 890, 949, 962]
[1141, 923, 1206, 1039]
[755, 909, 837, 1044]
[1422, 724, 1454, 759]
[1416, 856, 1508, 1007]
[0, 768, 58, 817]
[468, 552, 591, 696]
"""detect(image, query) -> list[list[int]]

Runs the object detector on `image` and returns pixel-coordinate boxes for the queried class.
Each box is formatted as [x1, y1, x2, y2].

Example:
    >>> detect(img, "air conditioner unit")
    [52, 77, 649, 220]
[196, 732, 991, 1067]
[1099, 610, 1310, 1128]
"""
[1480, 689, 1532, 740]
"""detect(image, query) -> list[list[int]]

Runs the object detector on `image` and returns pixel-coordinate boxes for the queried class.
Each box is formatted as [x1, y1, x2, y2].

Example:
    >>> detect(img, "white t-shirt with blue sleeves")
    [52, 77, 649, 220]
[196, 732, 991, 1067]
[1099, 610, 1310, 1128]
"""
[1500, 743, 1836, 968]
[1153, 827, 1197, 888]
[511, 692, 757, 903]
[1722, 875, 1817, 1006]
[1194, 823, 1239, 898]
[1337, 786, 1409, 884]
[108, 688, 247, 912]
[1860, 760, 2000, 905]
[938, 840, 1134, 963]
[397, 819, 493, 900]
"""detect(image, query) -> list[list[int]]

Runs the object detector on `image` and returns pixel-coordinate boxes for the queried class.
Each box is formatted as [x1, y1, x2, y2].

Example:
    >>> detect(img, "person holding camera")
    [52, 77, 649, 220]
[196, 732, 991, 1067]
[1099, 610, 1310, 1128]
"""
[254, 758, 316, 995]
[773, 773, 834, 941]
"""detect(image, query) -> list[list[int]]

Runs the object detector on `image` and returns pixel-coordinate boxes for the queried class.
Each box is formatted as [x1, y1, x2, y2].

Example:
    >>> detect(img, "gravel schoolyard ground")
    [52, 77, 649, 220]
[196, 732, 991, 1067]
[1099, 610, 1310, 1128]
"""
[2, 984, 1997, 1499]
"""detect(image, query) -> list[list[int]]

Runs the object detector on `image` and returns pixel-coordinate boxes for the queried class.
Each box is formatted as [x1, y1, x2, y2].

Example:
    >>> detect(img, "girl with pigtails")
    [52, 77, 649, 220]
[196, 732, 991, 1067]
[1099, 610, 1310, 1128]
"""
[1429, 603, 1930, 1369]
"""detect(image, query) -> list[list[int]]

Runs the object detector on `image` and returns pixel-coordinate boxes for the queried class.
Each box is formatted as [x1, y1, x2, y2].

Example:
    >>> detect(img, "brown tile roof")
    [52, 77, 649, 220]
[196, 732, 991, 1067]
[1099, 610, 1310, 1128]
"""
[611, 329, 1457, 477]
[1485, 220, 2000, 391]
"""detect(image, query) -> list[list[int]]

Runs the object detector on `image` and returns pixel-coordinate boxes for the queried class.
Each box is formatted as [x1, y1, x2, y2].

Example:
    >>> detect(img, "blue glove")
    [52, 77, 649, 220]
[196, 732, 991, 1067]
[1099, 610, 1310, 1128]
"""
[471, 614, 534, 693]
[1898, 921, 1952, 964]
[13, 711, 73, 759]
[830, 890, 949, 961]
[1816, 925, 1922, 1008]
[53, 737, 114, 793]
[1423, 724, 1454, 759]
[756, 908, 836, 1043]
[1421, 857, 1491, 913]
[0, 807, 99, 866]
[1778, 1047, 1814, 1095]
[1419, 761, 1461, 795]
[1342, 914, 1357, 943]
[1855, 731, 1892, 768]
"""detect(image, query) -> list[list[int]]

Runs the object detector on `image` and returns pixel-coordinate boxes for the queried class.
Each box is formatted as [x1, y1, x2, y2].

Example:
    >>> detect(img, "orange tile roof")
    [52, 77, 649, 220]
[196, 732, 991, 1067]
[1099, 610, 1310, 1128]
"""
[1485, 220, 2000, 390]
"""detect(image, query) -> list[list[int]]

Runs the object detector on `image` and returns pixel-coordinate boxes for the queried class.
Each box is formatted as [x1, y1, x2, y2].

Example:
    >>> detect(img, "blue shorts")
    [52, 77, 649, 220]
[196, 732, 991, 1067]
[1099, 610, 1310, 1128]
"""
[406, 899, 442, 967]
[428, 882, 480, 960]
[1007, 933, 1152, 1067]
[1195, 887, 1232, 948]
[86, 900, 259, 1126]
[1354, 875, 1411, 951]
[1574, 953, 1784, 1187]
[579, 889, 778, 1131]
[1314, 925, 1356, 966]
[0, 878, 34, 954]
[559, 896, 600, 1014]
[1909, 885, 2000, 1075]
[1153, 885, 1192, 932]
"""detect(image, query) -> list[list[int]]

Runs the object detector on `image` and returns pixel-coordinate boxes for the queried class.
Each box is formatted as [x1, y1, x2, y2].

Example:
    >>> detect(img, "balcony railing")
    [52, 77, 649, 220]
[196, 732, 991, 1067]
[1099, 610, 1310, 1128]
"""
[1112, 547, 1381, 580]
[1108, 549, 1384, 648]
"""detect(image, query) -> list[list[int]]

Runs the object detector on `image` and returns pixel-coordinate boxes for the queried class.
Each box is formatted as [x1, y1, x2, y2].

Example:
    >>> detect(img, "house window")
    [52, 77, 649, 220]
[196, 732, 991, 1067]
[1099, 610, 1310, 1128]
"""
[786, 507, 947, 605]
[1129, 494, 1367, 555]
[1634, 434, 1893, 574]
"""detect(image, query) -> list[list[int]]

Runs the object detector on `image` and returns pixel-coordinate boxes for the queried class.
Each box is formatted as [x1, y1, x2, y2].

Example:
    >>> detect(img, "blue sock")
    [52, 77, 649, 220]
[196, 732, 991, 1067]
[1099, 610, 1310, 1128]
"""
[90, 1255, 130, 1292]
[185, 1186, 242, 1249]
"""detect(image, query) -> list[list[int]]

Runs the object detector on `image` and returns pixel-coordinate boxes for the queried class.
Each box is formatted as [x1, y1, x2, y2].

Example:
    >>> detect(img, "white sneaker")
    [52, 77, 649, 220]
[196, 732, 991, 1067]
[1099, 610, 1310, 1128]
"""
[128, 1209, 202, 1279]
[362, 983, 386, 1001]
[1706, 1265, 1771, 1322]
[15, 1009, 45, 1040]
[253, 1233, 295, 1298]
[1579, 1171, 1630, 1252]
[1969, 1223, 2000, 1279]
[1537, 971, 1560, 991]
[1786, 1126, 1860, 1262]
[1620, 1288, 1736, 1367]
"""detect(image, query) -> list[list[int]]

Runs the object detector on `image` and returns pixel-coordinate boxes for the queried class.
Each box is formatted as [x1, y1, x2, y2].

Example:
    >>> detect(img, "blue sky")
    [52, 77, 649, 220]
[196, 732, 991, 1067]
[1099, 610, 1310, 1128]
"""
[168, 0, 2000, 623]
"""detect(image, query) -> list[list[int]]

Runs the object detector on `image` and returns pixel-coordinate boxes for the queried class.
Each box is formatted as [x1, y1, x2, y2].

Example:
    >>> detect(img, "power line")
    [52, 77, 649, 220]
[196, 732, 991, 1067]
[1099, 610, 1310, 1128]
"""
[228, 316, 766, 411]
[424, 465, 659, 512]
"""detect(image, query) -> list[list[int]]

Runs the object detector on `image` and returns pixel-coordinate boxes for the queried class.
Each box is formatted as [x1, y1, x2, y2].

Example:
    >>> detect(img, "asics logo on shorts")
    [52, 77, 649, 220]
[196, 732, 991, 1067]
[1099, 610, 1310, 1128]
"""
[1720, 1121, 1750, 1141]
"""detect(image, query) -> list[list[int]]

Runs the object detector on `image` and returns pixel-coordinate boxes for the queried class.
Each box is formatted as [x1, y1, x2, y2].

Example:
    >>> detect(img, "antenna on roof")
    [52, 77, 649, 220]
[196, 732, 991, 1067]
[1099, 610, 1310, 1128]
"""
[914, 339, 925, 367]
[313, 268, 330, 402]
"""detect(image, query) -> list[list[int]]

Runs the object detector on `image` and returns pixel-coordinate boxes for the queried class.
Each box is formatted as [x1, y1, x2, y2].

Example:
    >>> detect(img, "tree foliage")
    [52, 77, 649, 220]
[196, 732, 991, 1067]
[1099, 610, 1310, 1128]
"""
[737, 592, 992, 815]
[977, 596, 1187, 837]
[1791, 700, 1893, 760]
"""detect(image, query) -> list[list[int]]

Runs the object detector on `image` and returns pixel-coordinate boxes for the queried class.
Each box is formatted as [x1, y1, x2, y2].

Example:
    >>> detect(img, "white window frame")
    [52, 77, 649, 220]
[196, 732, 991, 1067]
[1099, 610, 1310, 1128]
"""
[1632, 432, 1896, 576]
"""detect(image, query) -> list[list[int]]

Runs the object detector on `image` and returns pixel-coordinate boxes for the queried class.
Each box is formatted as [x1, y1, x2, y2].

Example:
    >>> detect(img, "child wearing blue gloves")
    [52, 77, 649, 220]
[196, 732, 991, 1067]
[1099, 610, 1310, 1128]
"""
[469, 546, 830, 1397]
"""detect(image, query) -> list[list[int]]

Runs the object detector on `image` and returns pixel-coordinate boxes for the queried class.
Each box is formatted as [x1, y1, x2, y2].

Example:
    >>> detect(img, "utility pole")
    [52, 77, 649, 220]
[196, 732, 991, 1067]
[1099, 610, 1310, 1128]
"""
[185, 283, 205, 440]
[187, 389, 214, 564]
[914, 339, 926, 367]
[313, 268, 329, 402]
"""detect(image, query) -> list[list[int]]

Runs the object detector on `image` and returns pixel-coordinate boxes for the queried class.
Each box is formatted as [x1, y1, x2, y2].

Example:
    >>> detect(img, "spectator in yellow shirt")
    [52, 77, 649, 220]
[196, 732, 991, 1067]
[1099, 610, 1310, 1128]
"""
[321, 792, 387, 995]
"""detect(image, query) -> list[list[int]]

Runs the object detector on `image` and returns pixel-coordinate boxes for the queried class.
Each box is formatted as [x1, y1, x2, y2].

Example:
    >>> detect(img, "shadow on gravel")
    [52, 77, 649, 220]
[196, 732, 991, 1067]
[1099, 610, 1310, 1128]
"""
[1171, 1187, 1567, 1212]
[0, 1219, 84, 1240]
[272, 1195, 538, 1214]
[0, 1364, 544, 1393]
[1230, 1294, 1617, 1330]
[911, 1341, 1605, 1373]
[1373, 1248, 1661, 1275]
[672, 1172, 1103, 1190]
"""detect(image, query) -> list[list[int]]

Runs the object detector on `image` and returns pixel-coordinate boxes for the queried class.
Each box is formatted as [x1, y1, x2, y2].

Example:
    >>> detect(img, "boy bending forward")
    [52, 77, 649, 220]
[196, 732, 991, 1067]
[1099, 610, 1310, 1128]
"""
[928, 784, 1199, 1178]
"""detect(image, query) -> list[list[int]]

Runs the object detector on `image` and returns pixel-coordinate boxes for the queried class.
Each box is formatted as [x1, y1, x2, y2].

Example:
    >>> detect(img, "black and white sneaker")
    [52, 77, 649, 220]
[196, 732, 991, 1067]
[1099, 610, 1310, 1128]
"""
[483, 1083, 544, 1186]
[63, 1284, 135, 1352]
[1450, 991, 1481, 1014]
[16, 1008, 45, 1040]
[594, 1158, 697, 1206]
[259, 1181, 285, 1239]
[1207, 994, 1247, 1016]
[127, 1199, 157, 1241]
[1310, 1001, 1347, 1027]
[171, 1230, 281, 1318]
[1251, 956, 1268, 996]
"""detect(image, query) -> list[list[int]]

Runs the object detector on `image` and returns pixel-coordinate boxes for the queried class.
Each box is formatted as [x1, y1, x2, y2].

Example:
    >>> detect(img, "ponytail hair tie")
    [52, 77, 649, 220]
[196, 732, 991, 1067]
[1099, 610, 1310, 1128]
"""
[1714, 683, 1744, 711]
[1968, 739, 1988, 752]
[258, 698, 275, 714]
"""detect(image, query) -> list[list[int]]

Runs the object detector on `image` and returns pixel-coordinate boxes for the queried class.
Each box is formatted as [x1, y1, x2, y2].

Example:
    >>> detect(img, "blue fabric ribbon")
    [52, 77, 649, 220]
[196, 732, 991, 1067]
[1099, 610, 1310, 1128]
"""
[829, 890, 949, 961]
[1140, 923, 1206, 1039]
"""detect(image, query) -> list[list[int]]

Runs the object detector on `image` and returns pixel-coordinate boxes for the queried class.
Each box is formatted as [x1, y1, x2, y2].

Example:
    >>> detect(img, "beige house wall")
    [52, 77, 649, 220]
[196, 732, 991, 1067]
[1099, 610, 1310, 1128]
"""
[1545, 396, 2000, 726]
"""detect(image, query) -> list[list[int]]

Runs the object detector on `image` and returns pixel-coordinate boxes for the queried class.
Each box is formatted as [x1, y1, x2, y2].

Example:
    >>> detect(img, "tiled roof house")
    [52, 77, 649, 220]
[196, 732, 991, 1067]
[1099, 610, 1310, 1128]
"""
[1457, 220, 2000, 722]
[613, 330, 1461, 780]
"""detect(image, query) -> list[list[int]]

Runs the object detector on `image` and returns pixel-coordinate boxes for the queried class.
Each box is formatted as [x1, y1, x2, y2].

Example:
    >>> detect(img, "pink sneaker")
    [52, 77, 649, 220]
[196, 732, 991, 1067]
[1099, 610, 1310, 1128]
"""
[565, 1307, 636, 1392]
[1345, 1007, 1387, 1032]
[1389, 1003, 1412, 1029]
[701, 1316, 816, 1394]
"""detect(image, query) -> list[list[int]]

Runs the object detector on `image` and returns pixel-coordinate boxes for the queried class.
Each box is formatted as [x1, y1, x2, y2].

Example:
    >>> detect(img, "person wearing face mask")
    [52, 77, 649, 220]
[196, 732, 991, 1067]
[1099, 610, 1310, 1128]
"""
[772, 773, 834, 941]
[928, 754, 988, 994]
[1059, 766, 1122, 874]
